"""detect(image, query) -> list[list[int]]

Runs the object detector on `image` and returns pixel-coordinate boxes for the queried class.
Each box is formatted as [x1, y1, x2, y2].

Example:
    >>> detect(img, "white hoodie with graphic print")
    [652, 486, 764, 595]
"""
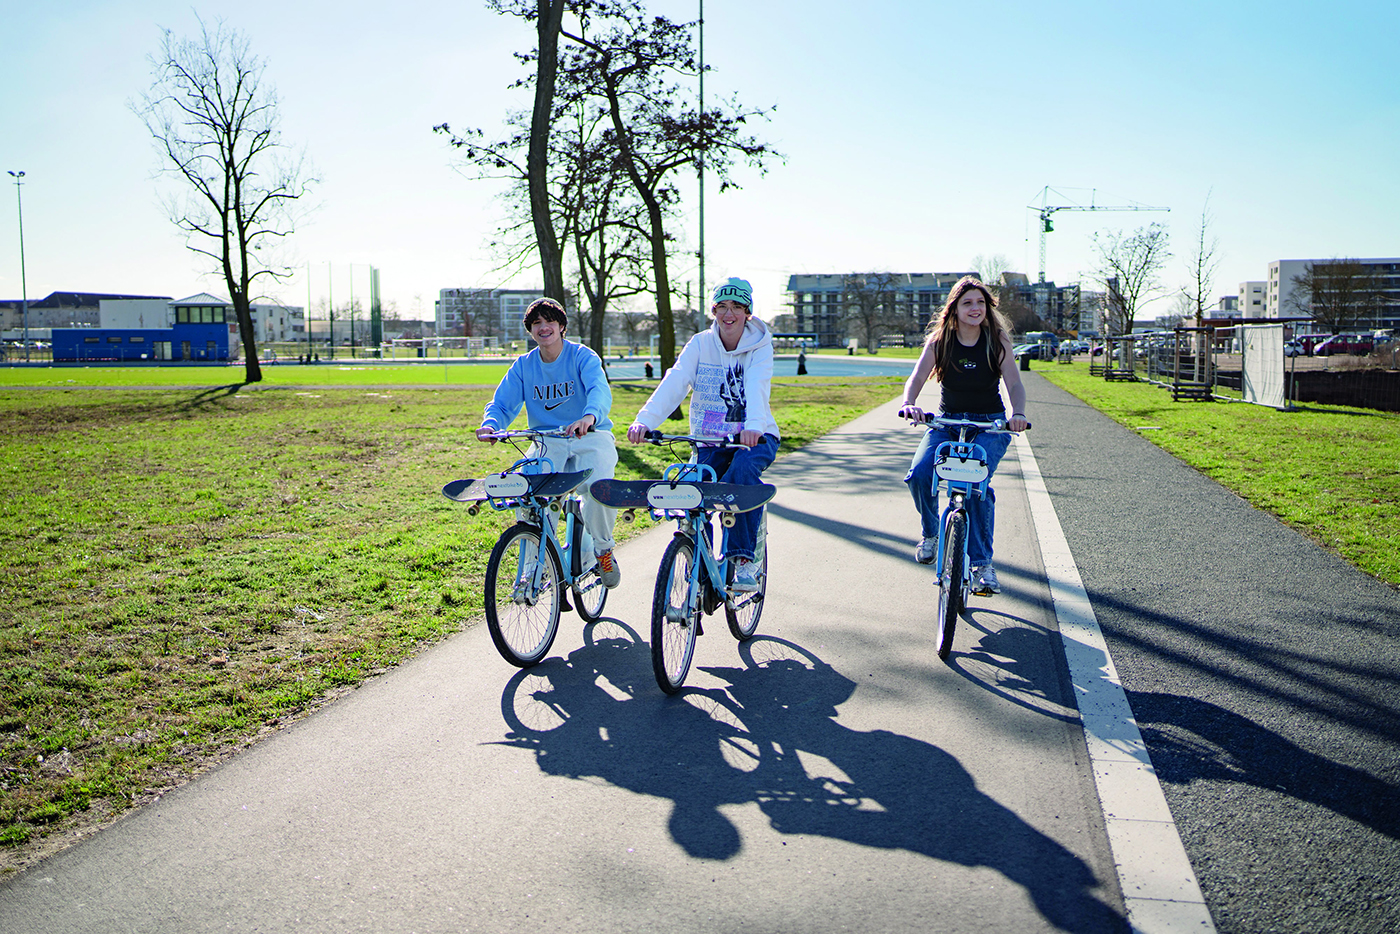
[635, 317, 780, 440]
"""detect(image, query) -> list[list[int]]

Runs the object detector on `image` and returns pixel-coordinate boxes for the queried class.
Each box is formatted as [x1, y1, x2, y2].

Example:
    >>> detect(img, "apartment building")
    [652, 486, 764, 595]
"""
[437, 288, 551, 341]
[1266, 258, 1400, 329]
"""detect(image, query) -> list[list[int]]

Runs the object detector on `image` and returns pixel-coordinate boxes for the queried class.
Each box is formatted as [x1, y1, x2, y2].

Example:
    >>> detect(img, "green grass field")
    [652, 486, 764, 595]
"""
[0, 369, 904, 862]
[0, 362, 511, 388]
[1031, 359, 1400, 585]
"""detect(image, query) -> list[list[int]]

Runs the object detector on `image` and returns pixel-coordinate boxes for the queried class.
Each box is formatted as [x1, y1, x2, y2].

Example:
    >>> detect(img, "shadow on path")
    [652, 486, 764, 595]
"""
[489, 624, 1126, 934]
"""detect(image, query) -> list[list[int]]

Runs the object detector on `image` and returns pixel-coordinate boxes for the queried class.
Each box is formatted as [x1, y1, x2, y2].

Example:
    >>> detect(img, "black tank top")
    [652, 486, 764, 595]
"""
[938, 330, 1004, 415]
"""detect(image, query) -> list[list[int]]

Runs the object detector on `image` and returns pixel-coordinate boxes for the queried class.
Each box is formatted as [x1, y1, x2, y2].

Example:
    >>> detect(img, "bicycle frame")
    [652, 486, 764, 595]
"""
[645, 461, 753, 616]
[912, 415, 1025, 661]
[931, 431, 993, 575]
[478, 429, 598, 600]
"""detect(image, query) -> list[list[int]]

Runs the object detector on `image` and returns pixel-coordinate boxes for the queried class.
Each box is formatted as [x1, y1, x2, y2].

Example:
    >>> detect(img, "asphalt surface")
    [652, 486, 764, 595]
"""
[2, 371, 1397, 933]
[1023, 373, 1400, 934]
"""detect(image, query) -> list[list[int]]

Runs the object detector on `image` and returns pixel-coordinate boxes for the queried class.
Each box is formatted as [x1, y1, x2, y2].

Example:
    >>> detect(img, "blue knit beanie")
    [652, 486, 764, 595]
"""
[711, 277, 753, 310]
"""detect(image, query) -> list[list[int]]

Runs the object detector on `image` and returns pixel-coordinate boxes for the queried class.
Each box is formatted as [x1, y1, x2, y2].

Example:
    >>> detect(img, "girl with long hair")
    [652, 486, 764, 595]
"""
[898, 276, 1029, 594]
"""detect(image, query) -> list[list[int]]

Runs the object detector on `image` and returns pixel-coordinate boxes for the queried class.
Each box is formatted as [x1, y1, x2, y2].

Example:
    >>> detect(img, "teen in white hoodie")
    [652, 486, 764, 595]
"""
[627, 278, 778, 591]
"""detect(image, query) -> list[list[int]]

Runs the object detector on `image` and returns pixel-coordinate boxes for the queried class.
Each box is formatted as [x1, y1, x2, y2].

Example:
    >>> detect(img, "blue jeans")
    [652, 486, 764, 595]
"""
[904, 413, 1010, 566]
[695, 434, 779, 560]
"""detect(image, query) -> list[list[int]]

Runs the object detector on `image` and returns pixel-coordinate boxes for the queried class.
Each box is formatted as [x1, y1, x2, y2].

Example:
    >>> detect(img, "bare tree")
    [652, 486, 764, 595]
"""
[488, 0, 571, 301]
[842, 272, 900, 352]
[619, 307, 655, 348]
[999, 293, 1042, 334]
[971, 253, 1012, 287]
[1092, 224, 1171, 335]
[1182, 192, 1222, 326]
[134, 17, 312, 383]
[1285, 259, 1382, 334]
[561, 4, 776, 369]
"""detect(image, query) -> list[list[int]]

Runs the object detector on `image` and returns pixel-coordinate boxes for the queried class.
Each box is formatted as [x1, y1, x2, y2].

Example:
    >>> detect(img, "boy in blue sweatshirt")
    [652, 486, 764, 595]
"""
[476, 298, 620, 588]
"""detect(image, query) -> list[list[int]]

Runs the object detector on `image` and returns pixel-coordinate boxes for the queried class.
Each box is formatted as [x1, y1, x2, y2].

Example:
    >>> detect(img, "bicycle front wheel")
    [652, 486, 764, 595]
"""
[935, 510, 966, 661]
[485, 523, 563, 667]
[652, 533, 700, 695]
[726, 513, 767, 641]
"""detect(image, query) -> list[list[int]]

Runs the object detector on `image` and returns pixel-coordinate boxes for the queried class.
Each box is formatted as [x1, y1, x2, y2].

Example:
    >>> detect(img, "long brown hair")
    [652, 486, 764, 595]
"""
[923, 275, 1011, 382]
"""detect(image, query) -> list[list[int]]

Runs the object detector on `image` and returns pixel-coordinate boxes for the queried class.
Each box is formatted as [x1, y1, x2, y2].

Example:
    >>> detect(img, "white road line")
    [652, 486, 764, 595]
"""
[1013, 433, 1217, 934]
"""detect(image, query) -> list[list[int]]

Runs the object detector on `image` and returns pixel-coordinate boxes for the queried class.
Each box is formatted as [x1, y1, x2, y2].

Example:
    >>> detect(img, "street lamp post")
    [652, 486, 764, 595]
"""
[7, 171, 29, 363]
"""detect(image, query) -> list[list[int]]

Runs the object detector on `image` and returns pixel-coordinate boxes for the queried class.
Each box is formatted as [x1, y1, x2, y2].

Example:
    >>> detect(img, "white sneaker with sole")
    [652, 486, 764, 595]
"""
[971, 565, 1000, 595]
[732, 559, 759, 592]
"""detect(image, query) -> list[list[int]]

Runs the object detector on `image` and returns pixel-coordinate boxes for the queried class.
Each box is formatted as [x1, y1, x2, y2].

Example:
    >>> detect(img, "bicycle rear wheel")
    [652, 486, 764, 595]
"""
[935, 510, 966, 660]
[652, 533, 700, 694]
[485, 523, 563, 667]
[570, 516, 608, 623]
[726, 512, 767, 641]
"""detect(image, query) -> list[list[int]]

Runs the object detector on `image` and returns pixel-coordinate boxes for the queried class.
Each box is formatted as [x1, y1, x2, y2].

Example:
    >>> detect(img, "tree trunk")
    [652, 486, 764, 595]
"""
[529, 0, 567, 302]
[232, 294, 262, 383]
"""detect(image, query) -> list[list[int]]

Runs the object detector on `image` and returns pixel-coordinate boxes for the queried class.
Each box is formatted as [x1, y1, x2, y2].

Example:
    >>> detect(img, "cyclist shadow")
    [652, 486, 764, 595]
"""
[949, 607, 1082, 725]
[493, 629, 1125, 934]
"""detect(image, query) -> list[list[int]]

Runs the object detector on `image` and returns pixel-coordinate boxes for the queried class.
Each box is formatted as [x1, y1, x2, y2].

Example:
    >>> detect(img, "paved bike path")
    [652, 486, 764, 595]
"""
[0, 384, 1247, 934]
[1021, 373, 1400, 934]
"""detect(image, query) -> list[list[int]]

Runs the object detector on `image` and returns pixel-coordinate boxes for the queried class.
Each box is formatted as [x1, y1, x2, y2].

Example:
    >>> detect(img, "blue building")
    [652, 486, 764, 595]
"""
[51, 294, 233, 363]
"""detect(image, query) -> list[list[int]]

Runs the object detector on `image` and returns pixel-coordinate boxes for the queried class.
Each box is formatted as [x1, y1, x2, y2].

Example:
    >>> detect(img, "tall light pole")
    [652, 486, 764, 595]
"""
[697, 2, 705, 315]
[7, 171, 28, 363]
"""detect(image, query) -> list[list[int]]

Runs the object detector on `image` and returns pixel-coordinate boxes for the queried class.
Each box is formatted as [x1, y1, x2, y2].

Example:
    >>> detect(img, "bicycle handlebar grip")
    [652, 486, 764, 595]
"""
[645, 430, 664, 441]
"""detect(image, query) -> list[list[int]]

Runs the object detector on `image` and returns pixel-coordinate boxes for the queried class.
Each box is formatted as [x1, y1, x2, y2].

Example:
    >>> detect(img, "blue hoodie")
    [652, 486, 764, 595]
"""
[482, 340, 614, 432]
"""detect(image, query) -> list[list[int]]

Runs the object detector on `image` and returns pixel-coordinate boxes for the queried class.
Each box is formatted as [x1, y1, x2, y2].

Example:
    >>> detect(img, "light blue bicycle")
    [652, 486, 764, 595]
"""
[914, 415, 1027, 660]
[442, 427, 608, 667]
[591, 433, 775, 694]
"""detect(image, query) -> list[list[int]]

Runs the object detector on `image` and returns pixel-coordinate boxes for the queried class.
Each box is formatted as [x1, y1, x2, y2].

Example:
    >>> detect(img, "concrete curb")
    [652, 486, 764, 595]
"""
[1014, 432, 1217, 934]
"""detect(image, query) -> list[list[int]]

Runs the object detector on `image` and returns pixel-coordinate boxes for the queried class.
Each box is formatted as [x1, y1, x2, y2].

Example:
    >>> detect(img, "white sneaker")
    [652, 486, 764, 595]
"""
[914, 538, 936, 564]
[971, 565, 1000, 595]
[732, 559, 760, 592]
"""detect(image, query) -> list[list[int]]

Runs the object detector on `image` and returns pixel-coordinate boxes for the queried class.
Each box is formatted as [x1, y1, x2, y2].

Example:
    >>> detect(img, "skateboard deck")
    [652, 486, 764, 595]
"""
[590, 478, 775, 513]
[442, 468, 592, 503]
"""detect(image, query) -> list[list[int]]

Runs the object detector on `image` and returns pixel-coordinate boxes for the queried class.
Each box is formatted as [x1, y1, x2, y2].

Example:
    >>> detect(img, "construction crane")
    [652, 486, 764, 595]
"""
[1029, 187, 1170, 282]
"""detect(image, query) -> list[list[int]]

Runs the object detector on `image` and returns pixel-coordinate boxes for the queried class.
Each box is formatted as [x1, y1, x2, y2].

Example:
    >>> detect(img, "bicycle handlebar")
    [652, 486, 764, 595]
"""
[910, 414, 1030, 432]
[643, 430, 751, 448]
[480, 425, 595, 441]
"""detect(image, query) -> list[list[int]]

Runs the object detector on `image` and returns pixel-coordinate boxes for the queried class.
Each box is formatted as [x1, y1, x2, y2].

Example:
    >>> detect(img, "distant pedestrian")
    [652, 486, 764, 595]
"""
[797, 350, 808, 375]
[898, 275, 1029, 595]
[644, 361, 654, 379]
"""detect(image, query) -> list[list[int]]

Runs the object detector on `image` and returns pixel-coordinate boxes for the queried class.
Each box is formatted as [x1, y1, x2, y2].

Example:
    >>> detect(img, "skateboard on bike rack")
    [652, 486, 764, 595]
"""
[590, 478, 776, 514]
[442, 469, 593, 510]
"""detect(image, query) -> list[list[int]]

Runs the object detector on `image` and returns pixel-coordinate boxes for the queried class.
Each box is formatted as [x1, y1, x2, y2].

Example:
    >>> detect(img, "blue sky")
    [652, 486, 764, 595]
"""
[3, 0, 1397, 322]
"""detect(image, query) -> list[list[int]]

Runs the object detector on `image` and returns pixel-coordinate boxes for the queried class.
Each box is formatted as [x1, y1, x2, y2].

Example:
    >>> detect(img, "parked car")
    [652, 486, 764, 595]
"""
[1013, 342, 1055, 361]
[1289, 333, 1331, 356]
[1313, 333, 1374, 356]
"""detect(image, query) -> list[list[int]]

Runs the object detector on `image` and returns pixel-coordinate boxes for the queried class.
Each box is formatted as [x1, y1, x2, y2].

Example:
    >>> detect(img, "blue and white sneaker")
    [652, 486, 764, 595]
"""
[732, 559, 760, 592]
[971, 565, 1000, 595]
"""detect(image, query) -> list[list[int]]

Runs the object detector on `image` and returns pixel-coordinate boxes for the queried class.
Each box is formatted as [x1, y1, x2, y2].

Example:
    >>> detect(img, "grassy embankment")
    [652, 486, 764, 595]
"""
[0, 371, 904, 861]
[1031, 359, 1400, 586]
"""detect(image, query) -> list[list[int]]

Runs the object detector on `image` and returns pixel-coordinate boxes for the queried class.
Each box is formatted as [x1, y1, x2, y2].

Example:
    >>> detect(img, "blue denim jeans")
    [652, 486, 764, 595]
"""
[695, 433, 779, 560]
[903, 413, 1010, 566]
